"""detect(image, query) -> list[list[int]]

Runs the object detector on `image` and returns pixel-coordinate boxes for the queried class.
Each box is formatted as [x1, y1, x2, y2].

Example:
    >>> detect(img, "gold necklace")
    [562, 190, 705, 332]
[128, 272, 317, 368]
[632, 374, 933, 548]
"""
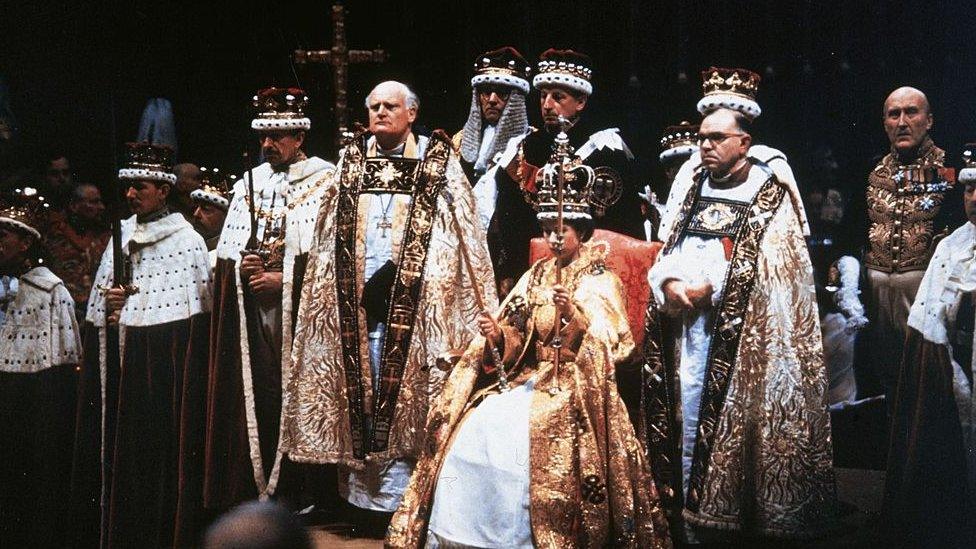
[243, 170, 333, 220]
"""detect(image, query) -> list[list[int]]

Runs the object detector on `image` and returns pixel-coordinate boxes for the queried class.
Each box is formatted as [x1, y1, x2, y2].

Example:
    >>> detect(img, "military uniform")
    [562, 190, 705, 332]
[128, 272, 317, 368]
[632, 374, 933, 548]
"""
[864, 136, 963, 399]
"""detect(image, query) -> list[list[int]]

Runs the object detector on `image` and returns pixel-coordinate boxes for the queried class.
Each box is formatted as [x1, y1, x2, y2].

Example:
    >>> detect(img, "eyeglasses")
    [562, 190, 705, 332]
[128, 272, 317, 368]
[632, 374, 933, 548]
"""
[697, 131, 745, 145]
[477, 86, 512, 100]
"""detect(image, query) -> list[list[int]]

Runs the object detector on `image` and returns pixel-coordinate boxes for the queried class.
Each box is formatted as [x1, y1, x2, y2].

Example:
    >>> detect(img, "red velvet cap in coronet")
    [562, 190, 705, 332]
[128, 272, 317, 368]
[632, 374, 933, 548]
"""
[472, 46, 532, 95]
[251, 87, 311, 131]
[660, 121, 700, 163]
[118, 141, 177, 184]
[697, 66, 762, 119]
[0, 187, 50, 239]
[533, 48, 594, 96]
[960, 143, 976, 184]
[190, 166, 236, 210]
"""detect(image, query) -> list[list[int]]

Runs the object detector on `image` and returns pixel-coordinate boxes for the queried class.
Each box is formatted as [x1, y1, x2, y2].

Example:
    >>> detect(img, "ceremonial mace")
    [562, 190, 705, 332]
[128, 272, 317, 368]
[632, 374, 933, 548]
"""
[442, 189, 509, 391]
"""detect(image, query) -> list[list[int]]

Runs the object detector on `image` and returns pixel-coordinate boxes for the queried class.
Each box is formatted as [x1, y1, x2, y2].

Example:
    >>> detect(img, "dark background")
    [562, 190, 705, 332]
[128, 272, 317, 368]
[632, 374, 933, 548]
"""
[2, 0, 975, 198]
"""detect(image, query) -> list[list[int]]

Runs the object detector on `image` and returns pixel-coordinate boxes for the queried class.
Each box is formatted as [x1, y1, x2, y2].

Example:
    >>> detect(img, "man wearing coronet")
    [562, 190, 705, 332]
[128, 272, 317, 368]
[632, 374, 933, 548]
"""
[76, 142, 213, 547]
[453, 46, 532, 293]
[189, 165, 234, 270]
[642, 67, 836, 542]
[204, 87, 335, 512]
[495, 48, 645, 290]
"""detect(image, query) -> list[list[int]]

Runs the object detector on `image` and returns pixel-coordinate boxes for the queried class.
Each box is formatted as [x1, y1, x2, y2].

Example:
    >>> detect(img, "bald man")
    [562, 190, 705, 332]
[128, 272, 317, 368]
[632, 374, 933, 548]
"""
[864, 86, 964, 410]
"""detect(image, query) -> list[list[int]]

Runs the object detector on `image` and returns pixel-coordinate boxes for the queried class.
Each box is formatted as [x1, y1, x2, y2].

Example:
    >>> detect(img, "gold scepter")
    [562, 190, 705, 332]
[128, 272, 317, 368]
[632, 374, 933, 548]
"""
[549, 115, 573, 395]
[442, 189, 510, 391]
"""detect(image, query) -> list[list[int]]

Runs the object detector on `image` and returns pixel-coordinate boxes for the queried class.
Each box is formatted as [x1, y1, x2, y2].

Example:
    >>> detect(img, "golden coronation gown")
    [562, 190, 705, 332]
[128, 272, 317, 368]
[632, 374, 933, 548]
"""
[387, 240, 671, 548]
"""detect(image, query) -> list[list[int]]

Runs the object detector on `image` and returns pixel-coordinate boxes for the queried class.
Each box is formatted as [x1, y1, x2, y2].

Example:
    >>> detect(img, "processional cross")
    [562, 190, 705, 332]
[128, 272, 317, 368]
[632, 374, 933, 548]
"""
[294, 2, 387, 142]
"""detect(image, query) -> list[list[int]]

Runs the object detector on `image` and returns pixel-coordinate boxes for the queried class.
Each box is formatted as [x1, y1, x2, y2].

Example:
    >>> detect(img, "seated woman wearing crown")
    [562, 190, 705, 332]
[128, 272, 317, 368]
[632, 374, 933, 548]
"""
[387, 172, 671, 548]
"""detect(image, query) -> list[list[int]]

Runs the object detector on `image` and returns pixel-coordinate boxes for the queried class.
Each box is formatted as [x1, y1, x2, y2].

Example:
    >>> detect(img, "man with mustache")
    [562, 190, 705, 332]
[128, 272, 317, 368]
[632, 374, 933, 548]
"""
[203, 87, 335, 514]
[495, 49, 645, 291]
[73, 142, 213, 547]
[643, 67, 835, 542]
[452, 46, 531, 294]
[863, 86, 963, 413]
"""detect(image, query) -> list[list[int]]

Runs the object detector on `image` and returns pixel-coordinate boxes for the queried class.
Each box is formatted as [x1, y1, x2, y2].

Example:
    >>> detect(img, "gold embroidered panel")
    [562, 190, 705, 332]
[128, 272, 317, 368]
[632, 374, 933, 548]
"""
[686, 178, 786, 512]
[361, 157, 422, 194]
[865, 144, 952, 273]
[333, 133, 452, 457]
[642, 173, 787, 514]
[684, 196, 750, 239]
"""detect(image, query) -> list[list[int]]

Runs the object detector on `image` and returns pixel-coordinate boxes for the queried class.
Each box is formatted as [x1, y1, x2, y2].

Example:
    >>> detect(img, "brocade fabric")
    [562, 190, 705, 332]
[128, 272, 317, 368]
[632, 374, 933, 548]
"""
[865, 138, 951, 273]
[387, 241, 671, 548]
[644, 167, 837, 539]
[280, 134, 497, 468]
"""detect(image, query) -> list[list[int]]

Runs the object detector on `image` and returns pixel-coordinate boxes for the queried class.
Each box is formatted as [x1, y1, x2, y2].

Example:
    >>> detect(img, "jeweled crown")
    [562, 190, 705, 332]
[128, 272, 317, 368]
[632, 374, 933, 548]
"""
[199, 166, 235, 196]
[536, 131, 595, 221]
[123, 141, 174, 172]
[472, 46, 532, 94]
[252, 87, 308, 119]
[533, 49, 594, 96]
[960, 143, 976, 184]
[963, 144, 976, 170]
[661, 121, 699, 150]
[659, 121, 700, 163]
[251, 87, 311, 131]
[701, 67, 760, 99]
[191, 166, 236, 209]
[474, 46, 531, 78]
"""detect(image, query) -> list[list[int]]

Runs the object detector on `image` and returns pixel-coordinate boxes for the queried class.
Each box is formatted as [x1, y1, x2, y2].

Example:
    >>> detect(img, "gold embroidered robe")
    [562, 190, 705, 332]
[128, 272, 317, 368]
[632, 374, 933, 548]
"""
[387, 241, 671, 548]
[280, 131, 497, 467]
[643, 171, 837, 539]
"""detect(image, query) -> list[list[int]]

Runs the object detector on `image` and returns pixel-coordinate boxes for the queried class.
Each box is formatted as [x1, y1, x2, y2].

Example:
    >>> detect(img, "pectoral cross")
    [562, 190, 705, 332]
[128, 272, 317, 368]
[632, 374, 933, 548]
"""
[294, 2, 387, 142]
[377, 216, 393, 238]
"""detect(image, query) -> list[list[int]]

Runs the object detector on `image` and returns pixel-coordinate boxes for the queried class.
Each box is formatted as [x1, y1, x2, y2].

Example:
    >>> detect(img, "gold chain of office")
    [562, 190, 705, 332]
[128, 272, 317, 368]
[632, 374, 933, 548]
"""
[242, 179, 326, 221]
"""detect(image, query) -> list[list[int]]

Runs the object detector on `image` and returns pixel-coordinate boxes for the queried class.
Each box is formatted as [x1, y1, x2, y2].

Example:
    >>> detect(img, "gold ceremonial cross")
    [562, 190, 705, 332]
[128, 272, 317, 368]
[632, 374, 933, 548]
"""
[294, 2, 387, 141]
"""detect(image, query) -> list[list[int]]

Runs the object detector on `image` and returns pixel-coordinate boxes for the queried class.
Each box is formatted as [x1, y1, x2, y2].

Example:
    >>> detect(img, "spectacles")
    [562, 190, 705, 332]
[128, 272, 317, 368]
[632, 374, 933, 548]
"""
[477, 86, 512, 100]
[697, 131, 745, 145]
